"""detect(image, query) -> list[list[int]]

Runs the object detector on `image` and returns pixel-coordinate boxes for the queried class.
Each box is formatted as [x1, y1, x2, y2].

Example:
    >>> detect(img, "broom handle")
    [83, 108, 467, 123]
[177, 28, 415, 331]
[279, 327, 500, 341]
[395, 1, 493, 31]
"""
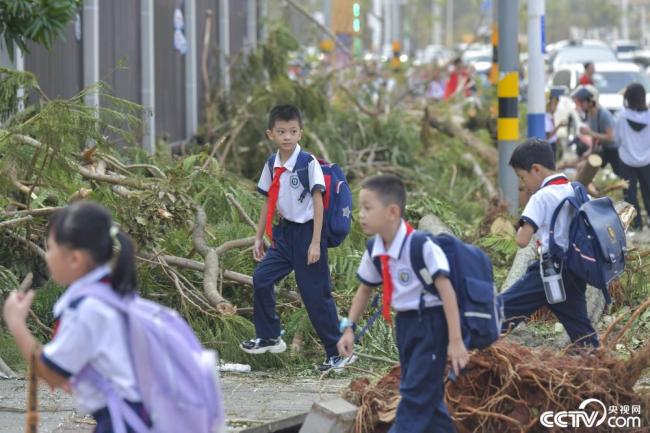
[19, 273, 38, 433]
[25, 348, 38, 433]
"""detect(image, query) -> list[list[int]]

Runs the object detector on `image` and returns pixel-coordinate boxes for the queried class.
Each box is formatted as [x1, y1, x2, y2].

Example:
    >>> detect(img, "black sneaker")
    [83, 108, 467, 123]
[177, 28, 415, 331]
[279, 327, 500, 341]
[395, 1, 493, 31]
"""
[240, 337, 287, 355]
[317, 355, 358, 373]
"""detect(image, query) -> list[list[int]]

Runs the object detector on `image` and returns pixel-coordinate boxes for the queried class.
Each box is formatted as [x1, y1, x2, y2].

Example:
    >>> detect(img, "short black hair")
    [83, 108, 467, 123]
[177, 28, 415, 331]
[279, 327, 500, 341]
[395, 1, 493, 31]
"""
[509, 138, 556, 171]
[361, 174, 406, 215]
[584, 61, 593, 70]
[624, 82, 648, 112]
[267, 104, 303, 130]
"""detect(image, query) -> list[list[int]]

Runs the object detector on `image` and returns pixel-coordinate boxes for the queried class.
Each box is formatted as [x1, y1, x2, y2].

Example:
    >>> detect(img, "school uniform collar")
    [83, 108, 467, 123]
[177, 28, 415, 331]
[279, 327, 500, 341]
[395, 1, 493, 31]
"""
[371, 220, 409, 260]
[540, 173, 569, 188]
[273, 144, 302, 171]
[52, 264, 112, 318]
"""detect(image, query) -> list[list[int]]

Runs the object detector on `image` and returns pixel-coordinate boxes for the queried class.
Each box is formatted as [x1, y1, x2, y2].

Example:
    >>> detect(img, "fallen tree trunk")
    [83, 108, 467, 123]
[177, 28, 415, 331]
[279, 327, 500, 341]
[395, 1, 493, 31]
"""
[423, 107, 498, 168]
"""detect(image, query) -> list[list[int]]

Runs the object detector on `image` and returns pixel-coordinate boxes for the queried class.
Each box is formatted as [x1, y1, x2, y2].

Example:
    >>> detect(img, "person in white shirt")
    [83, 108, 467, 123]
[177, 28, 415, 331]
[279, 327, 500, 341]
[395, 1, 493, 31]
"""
[615, 82, 650, 229]
[338, 174, 467, 433]
[500, 138, 599, 347]
[2, 201, 151, 433]
[545, 88, 567, 159]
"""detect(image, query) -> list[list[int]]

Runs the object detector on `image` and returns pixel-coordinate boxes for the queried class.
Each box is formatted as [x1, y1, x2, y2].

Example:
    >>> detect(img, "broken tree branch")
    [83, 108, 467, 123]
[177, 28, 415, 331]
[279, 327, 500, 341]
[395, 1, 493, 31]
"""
[283, 0, 352, 57]
[0, 215, 33, 228]
[192, 207, 235, 313]
[462, 152, 497, 198]
[424, 107, 498, 167]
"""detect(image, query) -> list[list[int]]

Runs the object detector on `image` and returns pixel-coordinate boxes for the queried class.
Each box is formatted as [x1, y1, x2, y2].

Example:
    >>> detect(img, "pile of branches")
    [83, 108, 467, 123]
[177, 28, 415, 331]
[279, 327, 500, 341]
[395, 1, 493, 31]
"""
[345, 300, 650, 433]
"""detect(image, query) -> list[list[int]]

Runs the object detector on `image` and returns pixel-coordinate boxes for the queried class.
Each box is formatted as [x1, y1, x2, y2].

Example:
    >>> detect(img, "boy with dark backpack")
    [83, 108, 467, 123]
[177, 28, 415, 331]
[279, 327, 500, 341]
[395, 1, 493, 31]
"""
[240, 104, 354, 372]
[501, 138, 626, 348]
[338, 175, 477, 433]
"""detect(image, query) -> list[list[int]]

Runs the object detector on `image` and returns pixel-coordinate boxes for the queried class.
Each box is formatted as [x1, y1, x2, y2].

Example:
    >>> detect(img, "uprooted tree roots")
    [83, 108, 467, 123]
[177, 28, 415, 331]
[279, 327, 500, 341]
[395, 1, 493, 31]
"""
[346, 300, 650, 433]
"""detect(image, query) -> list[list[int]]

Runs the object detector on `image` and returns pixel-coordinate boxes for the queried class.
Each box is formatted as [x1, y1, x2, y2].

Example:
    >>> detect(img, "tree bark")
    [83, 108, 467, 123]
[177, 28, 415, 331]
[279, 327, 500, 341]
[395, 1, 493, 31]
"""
[575, 154, 602, 186]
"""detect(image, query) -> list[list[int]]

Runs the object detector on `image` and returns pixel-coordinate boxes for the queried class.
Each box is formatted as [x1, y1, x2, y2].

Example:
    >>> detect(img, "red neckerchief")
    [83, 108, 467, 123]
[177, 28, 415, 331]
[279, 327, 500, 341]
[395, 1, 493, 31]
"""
[380, 222, 415, 324]
[542, 175, 569, 188]
[51, 276, 112, 340]
[265, 166, 288, 241]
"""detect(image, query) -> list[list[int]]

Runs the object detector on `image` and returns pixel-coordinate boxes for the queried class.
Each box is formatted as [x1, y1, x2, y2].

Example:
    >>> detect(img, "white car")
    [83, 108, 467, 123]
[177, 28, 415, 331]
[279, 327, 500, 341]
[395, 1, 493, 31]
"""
[548, 62, 650, 141]
[548, 43, 617, 72]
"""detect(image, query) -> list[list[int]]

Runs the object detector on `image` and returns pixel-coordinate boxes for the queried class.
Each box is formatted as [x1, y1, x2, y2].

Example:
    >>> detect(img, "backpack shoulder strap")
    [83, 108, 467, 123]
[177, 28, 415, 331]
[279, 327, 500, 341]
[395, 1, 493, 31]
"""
[295, 150, 313, 202]
[409, 230, 438, 294]
[548, 182, 587, 258]
[266, 154, 276, 177]
[365, 237, 382, 276]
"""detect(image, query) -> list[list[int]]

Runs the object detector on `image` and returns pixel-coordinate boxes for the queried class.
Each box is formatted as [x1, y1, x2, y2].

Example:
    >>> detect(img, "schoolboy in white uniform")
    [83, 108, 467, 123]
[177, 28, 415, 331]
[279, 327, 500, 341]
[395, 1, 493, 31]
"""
[240, 104, 350, 372]
[501, 138, 599, 347]
[338, 174, 467, 433]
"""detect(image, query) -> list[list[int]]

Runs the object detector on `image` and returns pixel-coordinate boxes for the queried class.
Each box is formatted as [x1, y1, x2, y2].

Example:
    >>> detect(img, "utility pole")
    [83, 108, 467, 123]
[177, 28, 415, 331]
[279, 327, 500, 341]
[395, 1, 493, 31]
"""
[384, 0, 392, 53]
[246, 0, 258, 52]
[220, 0, 230, 94]
[432, 0, 442, 46]
[622, 0, 629, 40]
[445, 0, 453, 48]
[490, 0, 498, 84]
[83, 0, 99, 112]
[185, 0, 198, 138]
[141, 0, 155, 154]
[392, 0, 400, 45]
[497, 0, 519, 214]
[527, 0, 545, 139]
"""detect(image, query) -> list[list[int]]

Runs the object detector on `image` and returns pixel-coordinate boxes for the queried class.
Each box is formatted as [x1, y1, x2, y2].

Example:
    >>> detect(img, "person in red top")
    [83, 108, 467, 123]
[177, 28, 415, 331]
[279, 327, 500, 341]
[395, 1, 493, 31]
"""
[579, 62, 595, 85]
[443, 58, 471, 101]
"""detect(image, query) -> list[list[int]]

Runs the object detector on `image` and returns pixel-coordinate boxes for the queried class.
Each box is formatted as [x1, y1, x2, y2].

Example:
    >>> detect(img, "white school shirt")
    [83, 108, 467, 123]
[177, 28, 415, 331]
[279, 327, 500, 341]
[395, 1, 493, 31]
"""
[356, 221, 449, 312]
[520, 174, 575, 254]
[257, 144, 326, 223]
[42, 265, 141, 414]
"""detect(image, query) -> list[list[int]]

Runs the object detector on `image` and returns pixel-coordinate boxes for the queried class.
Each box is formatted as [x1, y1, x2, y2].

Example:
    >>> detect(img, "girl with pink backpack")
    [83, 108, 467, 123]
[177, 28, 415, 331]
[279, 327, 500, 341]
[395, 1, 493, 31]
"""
[3, 201, 224, 433]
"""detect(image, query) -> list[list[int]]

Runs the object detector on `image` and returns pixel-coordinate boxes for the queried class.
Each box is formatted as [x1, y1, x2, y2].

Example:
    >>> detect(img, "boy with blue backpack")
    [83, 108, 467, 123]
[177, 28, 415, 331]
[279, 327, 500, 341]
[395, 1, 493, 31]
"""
[338, 174, 494, 433]
[501, 138, 626, 347]
[240, 104, 354, 372]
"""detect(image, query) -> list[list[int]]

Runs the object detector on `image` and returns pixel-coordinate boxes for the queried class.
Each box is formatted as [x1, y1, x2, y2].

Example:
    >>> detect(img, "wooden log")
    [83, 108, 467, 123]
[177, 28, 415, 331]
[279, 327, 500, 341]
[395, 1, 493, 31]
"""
[575, 154, 602, 186]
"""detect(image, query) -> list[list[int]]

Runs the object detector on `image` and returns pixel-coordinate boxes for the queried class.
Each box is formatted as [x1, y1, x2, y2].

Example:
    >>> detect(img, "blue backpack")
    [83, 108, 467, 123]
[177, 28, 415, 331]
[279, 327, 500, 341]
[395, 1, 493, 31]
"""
[365, 230, 502, 350]
[266, 151, 352, 247]
[548, 182, 626, 304]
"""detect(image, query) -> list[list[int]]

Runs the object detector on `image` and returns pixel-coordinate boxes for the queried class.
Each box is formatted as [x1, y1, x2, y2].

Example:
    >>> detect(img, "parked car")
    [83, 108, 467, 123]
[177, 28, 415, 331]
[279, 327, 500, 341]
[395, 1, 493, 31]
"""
[548, 41, 617, 72]
[548, 62, 650, 142]
[613, 40, 643, 62]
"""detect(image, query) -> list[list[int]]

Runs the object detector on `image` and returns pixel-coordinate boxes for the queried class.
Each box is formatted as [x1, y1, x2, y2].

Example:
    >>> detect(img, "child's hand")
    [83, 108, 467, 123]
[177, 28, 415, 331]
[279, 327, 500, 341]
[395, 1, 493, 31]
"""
[253, 237, 265, 262]
[307, 242, 320, 265]
[337, 329, 355, 357]
[2, 290, 35, 329]
[447, 339, 469, 377]
[558, 120, 568, 128]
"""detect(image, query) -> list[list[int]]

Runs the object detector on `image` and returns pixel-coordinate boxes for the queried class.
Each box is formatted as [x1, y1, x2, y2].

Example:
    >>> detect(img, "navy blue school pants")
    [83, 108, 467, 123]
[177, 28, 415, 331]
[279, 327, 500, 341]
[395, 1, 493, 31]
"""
[500, 261, 599, 347]
[389, 307, 457, 433]
[253, 219, 341, 357]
